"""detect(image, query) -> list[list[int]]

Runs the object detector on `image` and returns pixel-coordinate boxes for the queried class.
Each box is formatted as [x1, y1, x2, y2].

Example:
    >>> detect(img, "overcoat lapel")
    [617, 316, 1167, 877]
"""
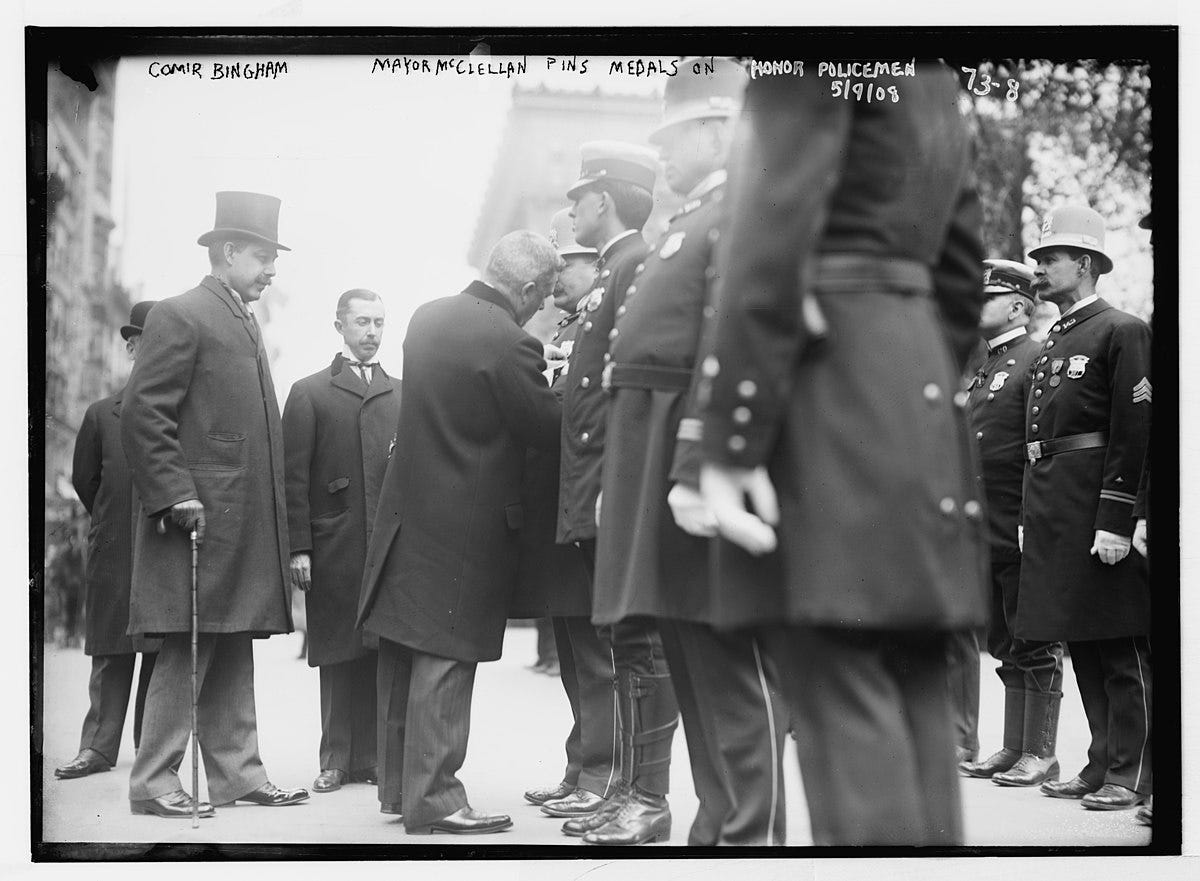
[331, 355, 367, 399]
[199, 275, 260, 347]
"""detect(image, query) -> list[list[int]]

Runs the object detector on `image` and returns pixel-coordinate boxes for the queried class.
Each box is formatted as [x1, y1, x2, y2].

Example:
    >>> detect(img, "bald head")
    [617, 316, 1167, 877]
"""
[483, 230, 565, 326]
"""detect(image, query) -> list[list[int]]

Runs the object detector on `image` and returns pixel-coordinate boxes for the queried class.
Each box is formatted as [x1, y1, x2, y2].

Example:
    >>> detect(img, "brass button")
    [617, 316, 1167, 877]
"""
[733, 406, 751, 425]
[1046, 340, 1055, 348]
[987, 393, 995, 401]
[608, 328, 619, 341]
[1035, 389, 1043, 398]
[923, 383, 942, 402]
[964, 500, 983, 521]
[1052, 325, 1061, 333]
[728, 434, 747, 453]
[580, 377, 590, 389]
[603, 353, 611, 364]
[976, 431, 983, 440]
[635, 263, 645, 274]
[581, 432, 590, 443]
[616, 305, 626, 317]
[703, 305, 715, 319]
[1031, 424, 1039, 432]
[1036, 372, 1045, 380]
[626, 286, 637, 296]
[939, 497, 957, 516]
[737, 380, 757, 399]
[600, 269, 611, 279]
[708, 228, 721, 243]
[1031, 405, 1039, 415]
[954, 391, 969, 408]
[701, 356, 720, 378]
[1041, 356, 1048, 364]
[583, 321, 593, 332]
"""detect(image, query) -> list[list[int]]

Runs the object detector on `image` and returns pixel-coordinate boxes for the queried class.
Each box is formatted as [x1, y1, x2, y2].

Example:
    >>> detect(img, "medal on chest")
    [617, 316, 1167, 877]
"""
[584, 288, 604, 312]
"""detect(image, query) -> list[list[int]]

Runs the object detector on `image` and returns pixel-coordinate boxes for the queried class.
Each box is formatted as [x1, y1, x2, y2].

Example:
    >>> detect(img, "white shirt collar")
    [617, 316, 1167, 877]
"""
[599, 229, 638, 260]
[1061, 293, 1099, 318]
[686, 168, 727, 201]
[217, 278, 253, 315]
[985, 327, 1028, 351]
[342, 345, 380, 367]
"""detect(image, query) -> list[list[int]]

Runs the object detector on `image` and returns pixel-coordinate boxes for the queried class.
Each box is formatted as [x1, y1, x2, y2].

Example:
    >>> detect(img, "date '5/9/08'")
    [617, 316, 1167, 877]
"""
[962, 67, 1021, 101]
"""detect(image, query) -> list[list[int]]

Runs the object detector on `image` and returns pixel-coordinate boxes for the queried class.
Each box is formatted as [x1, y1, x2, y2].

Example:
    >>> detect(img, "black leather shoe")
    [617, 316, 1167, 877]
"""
[524, 780, 574, 805]
[583, 788, 671, 846]
[380, 802, 402, 815]
[227, 782, 310, 806]
[1041, 776, 1101, 799]
[130, 789, 215, 819]
[55, 748, 112, 780]
[563, 789, 628, 837]
[1082, 783, 1146, 811]
[409, 806, 513, 834]
[313, 769, 346, 792]
[993, 754, 1060, 787]
[350, 768, 378, 785]
[955, 746, 978, 764]
[541, 788, 605, 817]
[959, 747, 1020, 779]
[1135, 803, 1153, 827]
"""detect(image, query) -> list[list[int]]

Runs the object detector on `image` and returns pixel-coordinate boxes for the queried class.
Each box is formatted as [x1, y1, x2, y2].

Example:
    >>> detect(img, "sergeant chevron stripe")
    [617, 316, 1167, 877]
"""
[1132, 377, 1152, 404]
[1100, 490, 1137, 505]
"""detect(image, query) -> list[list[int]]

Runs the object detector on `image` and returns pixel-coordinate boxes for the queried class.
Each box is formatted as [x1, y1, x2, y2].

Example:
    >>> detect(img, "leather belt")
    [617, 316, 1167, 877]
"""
[1026, 431, 1108, 464]
[810, 254, 933, 295]
[603, 363, 693, 392]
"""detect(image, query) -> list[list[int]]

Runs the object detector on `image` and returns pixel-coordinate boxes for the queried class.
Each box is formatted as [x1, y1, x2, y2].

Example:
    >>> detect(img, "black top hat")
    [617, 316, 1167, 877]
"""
[197, 191, 291, 251]
[650, 57, 749, 143]
[120, 300, 157, 340]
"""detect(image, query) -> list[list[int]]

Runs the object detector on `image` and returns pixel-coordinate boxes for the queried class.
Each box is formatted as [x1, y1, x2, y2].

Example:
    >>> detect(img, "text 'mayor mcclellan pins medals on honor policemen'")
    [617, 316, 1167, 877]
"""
[1067, 355, 1089, 379]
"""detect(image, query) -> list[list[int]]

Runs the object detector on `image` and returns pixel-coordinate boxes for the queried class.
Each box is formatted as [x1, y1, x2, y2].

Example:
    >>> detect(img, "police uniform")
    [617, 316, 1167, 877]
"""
[1018, 208, 1152, 806]
[957, 261, 1066, 786]
[698, 61, 988, 846]
[596, 144, 788, 846]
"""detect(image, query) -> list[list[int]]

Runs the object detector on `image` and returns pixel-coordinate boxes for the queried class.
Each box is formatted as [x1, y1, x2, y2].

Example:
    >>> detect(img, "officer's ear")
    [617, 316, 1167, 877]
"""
[1076, 253, 1092, 277]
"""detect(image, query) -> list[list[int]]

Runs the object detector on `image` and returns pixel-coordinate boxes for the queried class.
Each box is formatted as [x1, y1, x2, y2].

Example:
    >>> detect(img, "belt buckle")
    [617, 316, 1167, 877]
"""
[601, 362, 614, 391]
[1026, 441, 1043, 463]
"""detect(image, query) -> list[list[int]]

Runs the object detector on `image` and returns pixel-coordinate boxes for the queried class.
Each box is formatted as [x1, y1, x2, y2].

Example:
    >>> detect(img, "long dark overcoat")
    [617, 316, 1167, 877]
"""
[282, 355, 400, 666]
[121, 276, 292, 636]
[698, 62, 989, 631]
[71, 390, 159, 655]
[1015, 299, 1152, 641]
[357, 281, 561, 662]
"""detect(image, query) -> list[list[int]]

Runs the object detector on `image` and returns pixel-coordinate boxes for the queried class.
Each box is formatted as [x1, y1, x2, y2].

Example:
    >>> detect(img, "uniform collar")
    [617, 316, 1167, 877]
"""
[985, 326, 1028, 353]
[1061, 293, 1099, 318]
[599, 229, 639, 260]
[465, 279, 518, 322]
[685, 168, 727, 202]
[1054, 297, 1110, 334]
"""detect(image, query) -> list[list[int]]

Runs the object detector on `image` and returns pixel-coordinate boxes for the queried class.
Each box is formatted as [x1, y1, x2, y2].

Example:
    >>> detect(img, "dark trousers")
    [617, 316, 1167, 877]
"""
[659, 619, 788, 846]
[129, 633, 268, 804]
[1068, 636, 1152, 794]
[763, 625, 962, 846]
[319, 653, 378, 775]
[946, 629, 981, 755]
[551, 615, 618, 797]
[536, 618, 559, 666]
[987, 561, 1064, 695]
[79, 652, 157, 765]
[377, 638, 477, 829]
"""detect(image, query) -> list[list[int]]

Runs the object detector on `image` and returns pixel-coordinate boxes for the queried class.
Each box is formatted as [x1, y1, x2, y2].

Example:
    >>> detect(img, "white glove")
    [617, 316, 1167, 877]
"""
[594, 490, 602, 528]
[667, 483, 718, 537]
[1018, 524, 1023, 553]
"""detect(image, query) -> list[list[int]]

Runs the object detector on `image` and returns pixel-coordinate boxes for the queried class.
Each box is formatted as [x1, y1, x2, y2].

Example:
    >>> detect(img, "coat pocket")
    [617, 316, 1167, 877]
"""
[504, 503, 524, 531]
[190, 431, 247, 471]
[327, 476, 351, 494]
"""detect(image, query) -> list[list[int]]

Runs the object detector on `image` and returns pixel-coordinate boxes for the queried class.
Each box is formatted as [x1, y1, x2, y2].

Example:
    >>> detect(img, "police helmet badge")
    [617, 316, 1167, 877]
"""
[1042, 215, 1053, 236]
[989, 371, 1010, 392]
[1067, 355, 1090, 379]
[659, 231, 686, 259]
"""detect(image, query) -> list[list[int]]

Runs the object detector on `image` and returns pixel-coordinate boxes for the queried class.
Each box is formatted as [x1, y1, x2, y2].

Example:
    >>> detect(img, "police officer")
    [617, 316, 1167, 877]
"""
[958, 260, 1065, 787]
[517, 211, 620, 819]
[1020, 206, 1153, 811]
[554, 142, 681, 842]
[56, 302, 160, 781]
[698, 61, 988, 846]
[591, 57, 787, 847]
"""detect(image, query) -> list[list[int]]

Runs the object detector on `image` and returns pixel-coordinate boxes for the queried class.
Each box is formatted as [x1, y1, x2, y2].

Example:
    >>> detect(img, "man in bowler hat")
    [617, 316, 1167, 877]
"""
[56, 302, 161, 781]
[121, 191, 308, 817]
[282, 289, 400, 797]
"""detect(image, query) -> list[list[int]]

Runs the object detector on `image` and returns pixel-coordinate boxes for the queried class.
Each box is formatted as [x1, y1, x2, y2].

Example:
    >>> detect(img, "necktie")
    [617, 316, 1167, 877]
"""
[347, 360, 377, 387]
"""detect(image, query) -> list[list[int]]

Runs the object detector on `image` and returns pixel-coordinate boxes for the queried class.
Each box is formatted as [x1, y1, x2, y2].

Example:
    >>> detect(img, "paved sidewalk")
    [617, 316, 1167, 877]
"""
[38, 627, 1151, 849]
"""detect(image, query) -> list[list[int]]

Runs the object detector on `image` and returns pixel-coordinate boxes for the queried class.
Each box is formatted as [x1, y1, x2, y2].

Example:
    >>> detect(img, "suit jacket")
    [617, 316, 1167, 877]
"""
[71, 389, 159, 655]
[282, 355, 400, 666]
[357, 281, 561, 662]
[1017, 299, 1151, 641]
[699, 61, 988, 631]
[121, 275, 292, 636]
[556, 231, 648, 543]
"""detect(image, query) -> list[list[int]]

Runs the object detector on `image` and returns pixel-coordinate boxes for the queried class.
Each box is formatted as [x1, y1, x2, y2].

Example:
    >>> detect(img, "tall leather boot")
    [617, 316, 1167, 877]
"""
[563, 672, 630, 837]
[993, 691, 1061, 787]
[960, 686, 1024, 778]
[583, 669, 678, 845]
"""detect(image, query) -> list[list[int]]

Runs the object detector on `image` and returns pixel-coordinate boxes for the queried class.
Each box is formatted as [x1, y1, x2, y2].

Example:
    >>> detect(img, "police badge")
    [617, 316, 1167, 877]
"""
[1067, 355, 1090, 379]
[989, 371, 1009, 392]
[659, 231, 686, 259]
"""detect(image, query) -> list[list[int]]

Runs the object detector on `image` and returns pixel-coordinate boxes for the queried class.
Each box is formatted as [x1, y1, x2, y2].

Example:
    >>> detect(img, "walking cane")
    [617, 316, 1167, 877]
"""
[190, 528, 200, 829]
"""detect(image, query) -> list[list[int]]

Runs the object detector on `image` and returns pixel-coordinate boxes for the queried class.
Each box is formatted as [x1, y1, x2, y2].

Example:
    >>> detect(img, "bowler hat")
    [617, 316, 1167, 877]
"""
[549, 208, 597, 258]
[649, 57, 748, 143]
[197, 190, 291, 251]
[983, 259, 1036, 301]
[566, 141, 659, 201]
[120, 300, 157, 340]
[1027, 205, 1113, 275]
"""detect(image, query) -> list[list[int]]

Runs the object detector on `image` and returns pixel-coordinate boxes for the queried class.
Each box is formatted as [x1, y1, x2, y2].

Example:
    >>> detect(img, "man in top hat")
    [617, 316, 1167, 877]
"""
[516, 211, 622, 820]
[55, 302, 161, 781]
[357, 231, 563, 835]
[282, 289, 400, 799]
[697, 61, 988, 845]
[590, 57, 787, 847]
[1019, 205, 1153, 811]
[552, 141, 683, 843]
[957, 259, 1066, 787]
[121, 191, 307, 818]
